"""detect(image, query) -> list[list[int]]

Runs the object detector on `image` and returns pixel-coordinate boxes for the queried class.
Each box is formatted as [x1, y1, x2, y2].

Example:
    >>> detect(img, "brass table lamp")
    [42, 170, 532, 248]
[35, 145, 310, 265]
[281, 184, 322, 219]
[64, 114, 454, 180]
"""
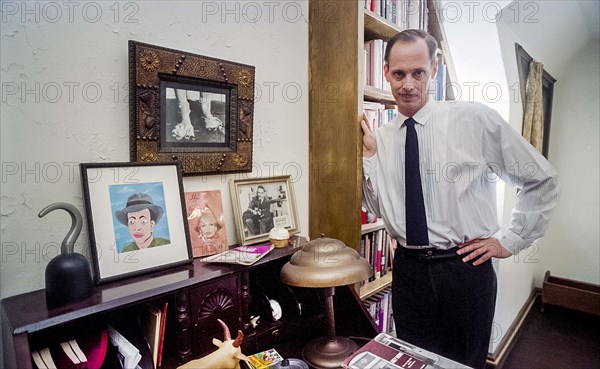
[280, 236, 372, 369]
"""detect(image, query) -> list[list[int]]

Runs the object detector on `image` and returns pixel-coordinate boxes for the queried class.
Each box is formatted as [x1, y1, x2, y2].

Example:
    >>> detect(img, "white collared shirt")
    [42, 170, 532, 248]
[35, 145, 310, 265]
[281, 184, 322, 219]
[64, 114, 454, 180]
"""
[362, 99, 560, 254]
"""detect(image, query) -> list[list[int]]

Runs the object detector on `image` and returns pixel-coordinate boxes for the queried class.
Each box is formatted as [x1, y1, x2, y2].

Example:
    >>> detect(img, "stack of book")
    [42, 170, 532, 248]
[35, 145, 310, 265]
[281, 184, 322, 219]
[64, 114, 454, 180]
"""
[364, 0, 428, 30]
[107, 325, 142, 369]
[364, 101, 398, 129]
[360, 226, 395, 282]
[363, 286, 395, 335]
[364, 39, 388, 91]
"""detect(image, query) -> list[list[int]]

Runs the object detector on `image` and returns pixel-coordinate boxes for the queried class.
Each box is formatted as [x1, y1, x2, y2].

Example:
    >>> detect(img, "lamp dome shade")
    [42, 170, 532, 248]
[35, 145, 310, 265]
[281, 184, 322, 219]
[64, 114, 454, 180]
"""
[280, 237, 372, 288]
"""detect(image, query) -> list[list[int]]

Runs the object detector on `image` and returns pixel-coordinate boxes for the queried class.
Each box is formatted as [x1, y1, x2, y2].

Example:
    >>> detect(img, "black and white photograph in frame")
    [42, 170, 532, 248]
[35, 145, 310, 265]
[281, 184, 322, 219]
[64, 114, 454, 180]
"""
[162, 80, 229, 146]
[129, 40, 255, 175]
[230, 176, 299, 245]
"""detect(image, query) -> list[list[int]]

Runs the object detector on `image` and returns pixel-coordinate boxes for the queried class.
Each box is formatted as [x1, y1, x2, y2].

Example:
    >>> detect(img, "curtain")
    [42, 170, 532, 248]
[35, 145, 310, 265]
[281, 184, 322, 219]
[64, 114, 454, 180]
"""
[522, 60, 544, 152]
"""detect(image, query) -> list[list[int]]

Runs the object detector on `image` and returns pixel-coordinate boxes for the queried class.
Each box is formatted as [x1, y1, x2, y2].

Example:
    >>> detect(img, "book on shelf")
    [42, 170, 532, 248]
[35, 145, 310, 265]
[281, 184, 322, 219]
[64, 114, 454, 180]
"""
[139, 303, 162, 369]
[361, 217, 385, 232]
[363, 295, 381, 328]
[361, 207, 379, 226]
[68, 340, 87, 364]
[31, 350, 47, 369]
[32, 340, 91, 369]
[106, 325, 142, 369]
[156, 302, 169, 367]
[363, 286, 394, 334]
[31, 348, 57, 369]
[361, 228, 392, 282]
[58, 341, 87, 368]
[363, 101, 398, 129]
[59, 342, 80, 367]
[379, 232, 387, 278]
[364, 39, 387, 91]
[364, 0, 410, 29]
[342, 332, 472, 369]
[404, 0, 427, 30]
[376, 229, 383, 279]
[200, 244, 274, 266]
[374, 289, 391, 333]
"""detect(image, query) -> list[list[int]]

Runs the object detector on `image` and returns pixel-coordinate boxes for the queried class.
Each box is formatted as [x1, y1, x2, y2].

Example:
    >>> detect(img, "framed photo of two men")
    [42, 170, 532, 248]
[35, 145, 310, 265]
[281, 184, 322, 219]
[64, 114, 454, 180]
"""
[80, 162, 192, 284]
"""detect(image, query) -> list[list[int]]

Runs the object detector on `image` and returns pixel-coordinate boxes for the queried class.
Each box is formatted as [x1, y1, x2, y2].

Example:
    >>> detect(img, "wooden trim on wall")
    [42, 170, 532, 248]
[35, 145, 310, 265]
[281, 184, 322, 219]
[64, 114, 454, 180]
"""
[308, 0, 363, 247]
[486, 288, 541, 369]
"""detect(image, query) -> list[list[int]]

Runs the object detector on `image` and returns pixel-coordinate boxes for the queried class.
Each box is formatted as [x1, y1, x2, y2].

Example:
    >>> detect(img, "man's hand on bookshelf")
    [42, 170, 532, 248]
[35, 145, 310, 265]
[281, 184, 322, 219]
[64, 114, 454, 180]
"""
[361, 112, 377, 158]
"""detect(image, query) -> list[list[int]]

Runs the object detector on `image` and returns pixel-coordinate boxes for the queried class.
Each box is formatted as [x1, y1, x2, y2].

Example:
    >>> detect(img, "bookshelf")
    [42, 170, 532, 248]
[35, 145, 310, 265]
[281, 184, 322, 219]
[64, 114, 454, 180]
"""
[308, 0, 455, 329]
[359, 219, 394, 299]
[1, 244, 377, 369]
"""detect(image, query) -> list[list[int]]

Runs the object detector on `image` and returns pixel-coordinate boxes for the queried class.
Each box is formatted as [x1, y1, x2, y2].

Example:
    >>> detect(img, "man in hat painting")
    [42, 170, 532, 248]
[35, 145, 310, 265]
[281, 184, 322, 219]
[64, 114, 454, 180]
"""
[116, 193, 170, 252]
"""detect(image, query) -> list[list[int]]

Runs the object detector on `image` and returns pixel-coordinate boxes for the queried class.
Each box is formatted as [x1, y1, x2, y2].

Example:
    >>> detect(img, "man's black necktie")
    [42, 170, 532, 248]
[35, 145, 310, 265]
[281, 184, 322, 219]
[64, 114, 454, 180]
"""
[404, 118, 429, 246]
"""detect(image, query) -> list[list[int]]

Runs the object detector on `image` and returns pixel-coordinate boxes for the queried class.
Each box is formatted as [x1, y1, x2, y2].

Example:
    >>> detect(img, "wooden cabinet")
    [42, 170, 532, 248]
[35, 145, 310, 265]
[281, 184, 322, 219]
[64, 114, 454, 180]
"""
[1, 245, 377, 369]
[188, 275, 241, 358]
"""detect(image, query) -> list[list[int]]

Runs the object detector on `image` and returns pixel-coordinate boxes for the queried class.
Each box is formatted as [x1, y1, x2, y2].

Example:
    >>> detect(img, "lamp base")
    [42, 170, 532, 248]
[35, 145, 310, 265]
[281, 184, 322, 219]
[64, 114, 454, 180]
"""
[302, 336, 359, 369]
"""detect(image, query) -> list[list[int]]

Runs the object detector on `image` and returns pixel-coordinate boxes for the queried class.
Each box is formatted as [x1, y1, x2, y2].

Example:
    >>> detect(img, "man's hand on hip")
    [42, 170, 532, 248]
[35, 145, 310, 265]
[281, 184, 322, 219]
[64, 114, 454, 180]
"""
[457, 238, 512, 266]
[361, 113, 377, 158]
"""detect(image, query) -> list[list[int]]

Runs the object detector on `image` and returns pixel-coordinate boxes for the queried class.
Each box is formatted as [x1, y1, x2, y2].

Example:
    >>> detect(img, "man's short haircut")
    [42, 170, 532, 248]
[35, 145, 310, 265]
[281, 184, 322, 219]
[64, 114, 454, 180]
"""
[384, 29, 438, 66]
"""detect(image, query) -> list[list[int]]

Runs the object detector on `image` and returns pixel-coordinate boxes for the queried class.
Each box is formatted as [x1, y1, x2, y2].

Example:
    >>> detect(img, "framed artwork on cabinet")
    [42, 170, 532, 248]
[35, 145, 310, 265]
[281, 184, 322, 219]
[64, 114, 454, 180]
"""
[230, 176, 299, 245]
[129, 40, 255, 175]
[183, 190, 229, 258]
[80, 161, 192, 284]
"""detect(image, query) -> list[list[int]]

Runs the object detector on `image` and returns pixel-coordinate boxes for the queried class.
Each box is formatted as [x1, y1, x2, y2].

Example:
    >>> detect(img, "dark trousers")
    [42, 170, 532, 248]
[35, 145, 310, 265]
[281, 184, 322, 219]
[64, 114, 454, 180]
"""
[392, 248, 497, 369]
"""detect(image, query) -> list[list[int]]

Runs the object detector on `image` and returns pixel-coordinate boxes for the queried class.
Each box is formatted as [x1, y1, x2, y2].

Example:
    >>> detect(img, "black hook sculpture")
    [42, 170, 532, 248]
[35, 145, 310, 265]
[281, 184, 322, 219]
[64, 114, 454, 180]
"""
[39, 202, 94, 306]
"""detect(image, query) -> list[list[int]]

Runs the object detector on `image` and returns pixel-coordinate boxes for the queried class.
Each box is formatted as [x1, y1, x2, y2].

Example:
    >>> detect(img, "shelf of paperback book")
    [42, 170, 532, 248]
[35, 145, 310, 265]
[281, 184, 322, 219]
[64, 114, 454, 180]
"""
[359, 219, 393, 301]
[364, 9, 402, 42]
[360, 273, 393, 300]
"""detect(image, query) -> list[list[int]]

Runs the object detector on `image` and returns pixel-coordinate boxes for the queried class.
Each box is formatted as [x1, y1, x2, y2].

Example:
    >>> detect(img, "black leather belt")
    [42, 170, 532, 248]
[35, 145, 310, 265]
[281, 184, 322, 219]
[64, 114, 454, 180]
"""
[396, 245, 459, 262]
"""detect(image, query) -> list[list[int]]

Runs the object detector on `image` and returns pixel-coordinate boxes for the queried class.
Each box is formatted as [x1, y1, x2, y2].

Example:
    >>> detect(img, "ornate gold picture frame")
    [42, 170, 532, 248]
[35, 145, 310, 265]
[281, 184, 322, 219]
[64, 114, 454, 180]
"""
[129, 40, 255, 175]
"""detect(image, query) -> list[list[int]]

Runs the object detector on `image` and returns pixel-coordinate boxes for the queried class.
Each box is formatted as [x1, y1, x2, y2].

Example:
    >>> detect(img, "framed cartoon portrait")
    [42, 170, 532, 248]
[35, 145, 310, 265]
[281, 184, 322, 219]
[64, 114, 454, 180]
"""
[183, 190, 229, 258]
[80, 162, 192, 284]
[230, 176, 299, 245]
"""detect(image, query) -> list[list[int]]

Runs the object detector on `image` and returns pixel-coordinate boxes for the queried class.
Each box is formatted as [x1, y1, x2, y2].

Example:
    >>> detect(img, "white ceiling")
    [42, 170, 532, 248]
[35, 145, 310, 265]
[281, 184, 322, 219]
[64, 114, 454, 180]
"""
[500, 0, 599, 72]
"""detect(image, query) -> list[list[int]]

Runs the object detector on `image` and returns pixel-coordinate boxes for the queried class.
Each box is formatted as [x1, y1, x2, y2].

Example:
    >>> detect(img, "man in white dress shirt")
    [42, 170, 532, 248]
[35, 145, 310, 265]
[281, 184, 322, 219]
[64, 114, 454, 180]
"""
[361, 29, 560, 368]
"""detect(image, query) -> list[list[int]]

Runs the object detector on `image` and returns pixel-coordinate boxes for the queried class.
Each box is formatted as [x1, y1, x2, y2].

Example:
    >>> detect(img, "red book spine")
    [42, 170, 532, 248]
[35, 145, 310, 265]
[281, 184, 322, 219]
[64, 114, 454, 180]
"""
[157, 302, 169, 368]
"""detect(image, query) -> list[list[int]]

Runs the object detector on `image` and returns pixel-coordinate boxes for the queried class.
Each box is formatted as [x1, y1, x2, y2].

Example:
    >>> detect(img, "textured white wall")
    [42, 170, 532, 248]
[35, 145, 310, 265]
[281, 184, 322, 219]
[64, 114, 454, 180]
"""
[538, 41, 600, 285]
[0, 1, 309, 302]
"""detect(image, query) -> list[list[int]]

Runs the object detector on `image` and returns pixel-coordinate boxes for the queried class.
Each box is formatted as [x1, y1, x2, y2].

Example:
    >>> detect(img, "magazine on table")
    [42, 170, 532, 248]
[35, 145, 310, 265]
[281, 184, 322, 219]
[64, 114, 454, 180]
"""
[343, 333, 472, 369]
[200, 244, 274, 266]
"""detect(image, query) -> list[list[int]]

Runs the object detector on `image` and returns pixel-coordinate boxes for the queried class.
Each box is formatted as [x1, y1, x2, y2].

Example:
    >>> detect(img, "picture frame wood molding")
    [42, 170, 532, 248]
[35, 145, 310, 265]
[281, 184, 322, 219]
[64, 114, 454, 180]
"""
[129, 40, 255, 175]
[80, 161, 192, 284]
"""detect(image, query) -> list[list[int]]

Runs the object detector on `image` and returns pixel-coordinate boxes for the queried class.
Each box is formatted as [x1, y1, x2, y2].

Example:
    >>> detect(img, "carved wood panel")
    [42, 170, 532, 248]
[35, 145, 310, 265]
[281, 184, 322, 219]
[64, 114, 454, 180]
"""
[189, 275, 241, 357]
